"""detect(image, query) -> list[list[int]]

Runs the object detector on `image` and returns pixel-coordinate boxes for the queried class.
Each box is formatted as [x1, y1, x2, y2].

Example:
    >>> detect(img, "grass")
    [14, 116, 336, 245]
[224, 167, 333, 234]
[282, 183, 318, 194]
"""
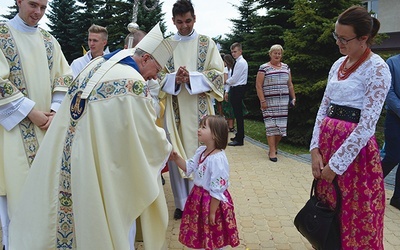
[245, 117, 386, 156]
[244, 119, 310, 155]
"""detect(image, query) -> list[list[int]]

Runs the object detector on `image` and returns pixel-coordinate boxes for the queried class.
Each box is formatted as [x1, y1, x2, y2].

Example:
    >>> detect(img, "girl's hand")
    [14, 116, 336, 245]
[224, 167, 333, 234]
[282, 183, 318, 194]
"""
[209, 197, 219, 226]
[169, 151, 178, 161]
[209, 212, 216, 226]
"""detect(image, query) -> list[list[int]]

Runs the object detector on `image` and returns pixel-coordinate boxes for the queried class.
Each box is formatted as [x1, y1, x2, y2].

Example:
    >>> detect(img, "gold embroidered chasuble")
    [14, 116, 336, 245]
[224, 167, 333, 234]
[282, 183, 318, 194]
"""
[160, 34, 224, 161]
[0, 22, 71, 216]
[9, 57, 172, 250]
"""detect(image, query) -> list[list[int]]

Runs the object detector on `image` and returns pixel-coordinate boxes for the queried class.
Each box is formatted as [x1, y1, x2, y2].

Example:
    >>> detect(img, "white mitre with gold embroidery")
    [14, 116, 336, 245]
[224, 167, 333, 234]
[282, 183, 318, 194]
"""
[136, 22, 179, 67]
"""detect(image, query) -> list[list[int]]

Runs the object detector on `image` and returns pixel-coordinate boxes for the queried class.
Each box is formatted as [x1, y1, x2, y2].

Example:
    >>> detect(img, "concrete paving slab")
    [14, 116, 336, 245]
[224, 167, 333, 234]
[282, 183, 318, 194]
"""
[2, 135, 399, 249]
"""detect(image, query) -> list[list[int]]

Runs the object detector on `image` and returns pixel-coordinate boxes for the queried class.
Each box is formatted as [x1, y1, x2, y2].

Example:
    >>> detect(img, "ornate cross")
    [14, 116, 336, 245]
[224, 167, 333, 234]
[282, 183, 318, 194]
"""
[127, 0, 160, 32]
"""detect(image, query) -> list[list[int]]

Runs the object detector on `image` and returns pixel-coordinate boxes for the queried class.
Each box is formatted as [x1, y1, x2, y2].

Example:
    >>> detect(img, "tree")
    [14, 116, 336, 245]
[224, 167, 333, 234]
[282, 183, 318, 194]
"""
[243, 0, 295, 120]
[282, 0, 362, 145]
[1, 0, 18, 21]
[220, 0, 256, 54]
[47, 0, 78, 63]
[67, 0, 104, 61]
[97, 0, 167, 51]
[221, 0, 363, 146]
[220, 0, 295, 120]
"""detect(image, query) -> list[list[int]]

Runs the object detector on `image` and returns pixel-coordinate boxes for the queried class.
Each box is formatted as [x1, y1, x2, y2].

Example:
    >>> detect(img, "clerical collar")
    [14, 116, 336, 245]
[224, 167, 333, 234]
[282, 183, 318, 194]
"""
[174, 30, 197, 42]
[8, 14, 38, 33]
[103, 49, 140, 72]
[178, 29, 195, 37]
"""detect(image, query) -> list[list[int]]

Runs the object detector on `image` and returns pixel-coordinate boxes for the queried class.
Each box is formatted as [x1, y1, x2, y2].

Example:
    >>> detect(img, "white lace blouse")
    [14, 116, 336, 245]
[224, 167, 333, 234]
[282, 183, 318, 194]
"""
[310, 54, 391, 175]
[185, 146, 230, 202]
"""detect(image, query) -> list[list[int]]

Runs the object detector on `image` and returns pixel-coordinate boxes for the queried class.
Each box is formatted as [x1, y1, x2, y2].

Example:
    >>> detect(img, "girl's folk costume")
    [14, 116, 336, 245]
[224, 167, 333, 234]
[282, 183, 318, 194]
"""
[179, 146, 239, 249]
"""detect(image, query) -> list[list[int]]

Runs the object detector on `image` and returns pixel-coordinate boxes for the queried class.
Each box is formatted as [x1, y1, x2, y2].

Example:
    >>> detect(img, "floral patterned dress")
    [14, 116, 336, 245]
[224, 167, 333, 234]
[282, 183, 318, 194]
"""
[179, 146, 240, 249]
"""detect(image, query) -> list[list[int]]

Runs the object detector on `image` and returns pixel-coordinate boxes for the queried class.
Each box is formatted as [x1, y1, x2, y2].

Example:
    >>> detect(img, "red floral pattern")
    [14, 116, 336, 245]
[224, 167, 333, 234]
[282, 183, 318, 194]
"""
[179, 185, 240, 249]
[316, 117, 385, 249]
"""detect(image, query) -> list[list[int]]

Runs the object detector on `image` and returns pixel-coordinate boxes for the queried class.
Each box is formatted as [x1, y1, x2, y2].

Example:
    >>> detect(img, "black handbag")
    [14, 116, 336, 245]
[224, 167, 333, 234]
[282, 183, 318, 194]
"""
[294, 179, 341, 250]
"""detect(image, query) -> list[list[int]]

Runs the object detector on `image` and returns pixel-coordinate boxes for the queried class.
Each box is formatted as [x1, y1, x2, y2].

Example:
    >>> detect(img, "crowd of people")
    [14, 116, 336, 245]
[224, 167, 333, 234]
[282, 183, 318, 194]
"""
[0, 0, 398, 249]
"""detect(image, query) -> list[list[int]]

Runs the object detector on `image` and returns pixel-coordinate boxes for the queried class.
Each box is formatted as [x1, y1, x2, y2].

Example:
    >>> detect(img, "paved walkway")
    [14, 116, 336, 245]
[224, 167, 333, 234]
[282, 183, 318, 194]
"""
[2, 135, 399, 249]
[154, 135, 400, 250]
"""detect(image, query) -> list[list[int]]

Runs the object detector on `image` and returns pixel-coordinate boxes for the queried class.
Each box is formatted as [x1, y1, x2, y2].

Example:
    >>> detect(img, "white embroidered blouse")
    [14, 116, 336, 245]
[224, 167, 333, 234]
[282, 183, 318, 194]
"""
[310, 54, 391, 175]
[185, 146, 230, 202]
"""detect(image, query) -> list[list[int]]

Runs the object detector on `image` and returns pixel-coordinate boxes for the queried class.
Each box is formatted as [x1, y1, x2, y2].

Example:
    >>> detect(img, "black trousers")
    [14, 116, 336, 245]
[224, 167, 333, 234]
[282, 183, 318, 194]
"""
[229, 85, 246, 143]
[382, 109, 400, 198]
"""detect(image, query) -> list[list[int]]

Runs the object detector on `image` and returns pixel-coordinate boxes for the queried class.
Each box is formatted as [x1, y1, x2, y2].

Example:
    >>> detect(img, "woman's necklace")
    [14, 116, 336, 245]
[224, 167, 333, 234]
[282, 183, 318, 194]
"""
[199, 148, 216, 164]
[338, 48, 371, 80]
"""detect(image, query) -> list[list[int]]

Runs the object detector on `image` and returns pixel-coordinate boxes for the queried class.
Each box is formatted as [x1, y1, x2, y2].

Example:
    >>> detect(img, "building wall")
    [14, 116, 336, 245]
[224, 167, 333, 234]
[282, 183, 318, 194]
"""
[364, 0, 400, 33]
[374, 0, 400, 33]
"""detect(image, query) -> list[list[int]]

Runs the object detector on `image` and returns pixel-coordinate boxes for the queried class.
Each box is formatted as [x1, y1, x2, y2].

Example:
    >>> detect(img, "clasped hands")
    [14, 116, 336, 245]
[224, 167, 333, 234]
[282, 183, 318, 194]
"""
[28, 108, 56, 130]
[176, 66, 189, 85]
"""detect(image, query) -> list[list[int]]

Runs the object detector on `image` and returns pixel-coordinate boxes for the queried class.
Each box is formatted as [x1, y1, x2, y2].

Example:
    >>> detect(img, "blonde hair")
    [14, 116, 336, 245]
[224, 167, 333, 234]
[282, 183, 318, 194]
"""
[88, 24, 108, 40]
[269, 44, 284, 54]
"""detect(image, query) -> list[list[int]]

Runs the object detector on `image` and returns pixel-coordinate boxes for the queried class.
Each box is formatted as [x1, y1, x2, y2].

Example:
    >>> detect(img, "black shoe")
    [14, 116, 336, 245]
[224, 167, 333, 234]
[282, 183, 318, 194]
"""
[390, 197, 400, 210]
[228, 140, 243, 146]
[161, 174, 165, 185]
[269, 157, 278, 162]
[174, 208, 183, 220]
[230, 137, 236, 141]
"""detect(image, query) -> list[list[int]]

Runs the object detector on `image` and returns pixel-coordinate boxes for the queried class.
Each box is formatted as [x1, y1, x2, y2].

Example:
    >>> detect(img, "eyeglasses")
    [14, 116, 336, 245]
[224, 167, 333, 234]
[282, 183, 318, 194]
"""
[150, 56, 163, 73]
[332, 32, 358, 45]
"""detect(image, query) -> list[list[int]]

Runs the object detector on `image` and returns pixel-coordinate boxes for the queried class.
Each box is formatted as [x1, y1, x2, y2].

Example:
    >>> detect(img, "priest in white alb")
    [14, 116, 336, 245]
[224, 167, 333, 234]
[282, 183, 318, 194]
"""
[159, 0, 224, 220]
[0, 1, 72, 249]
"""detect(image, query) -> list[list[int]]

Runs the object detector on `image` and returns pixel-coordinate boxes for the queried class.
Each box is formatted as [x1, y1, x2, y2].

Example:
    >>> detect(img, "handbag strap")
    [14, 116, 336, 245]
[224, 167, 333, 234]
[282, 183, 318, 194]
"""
[311, 178, 341, 214]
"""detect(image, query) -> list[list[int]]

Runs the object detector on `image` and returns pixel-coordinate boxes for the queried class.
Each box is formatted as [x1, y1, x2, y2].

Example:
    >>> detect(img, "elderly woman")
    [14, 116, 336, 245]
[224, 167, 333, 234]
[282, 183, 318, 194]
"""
[256, 44, 296, 162]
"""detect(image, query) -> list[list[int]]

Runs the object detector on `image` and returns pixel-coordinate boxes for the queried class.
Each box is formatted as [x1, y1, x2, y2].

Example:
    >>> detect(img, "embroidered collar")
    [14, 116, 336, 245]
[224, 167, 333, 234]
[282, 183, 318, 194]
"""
[103, 49, 139, 72]
[8, 14, 38, 33]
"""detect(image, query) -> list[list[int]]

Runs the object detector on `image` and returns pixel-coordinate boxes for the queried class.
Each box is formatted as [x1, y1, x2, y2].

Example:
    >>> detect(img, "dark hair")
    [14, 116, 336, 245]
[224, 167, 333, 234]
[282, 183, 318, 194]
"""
[337, 5, 380, 46]
[223, 54, 235, 70]
[199, 115, 228, 150]
[172, 0, 195, 18]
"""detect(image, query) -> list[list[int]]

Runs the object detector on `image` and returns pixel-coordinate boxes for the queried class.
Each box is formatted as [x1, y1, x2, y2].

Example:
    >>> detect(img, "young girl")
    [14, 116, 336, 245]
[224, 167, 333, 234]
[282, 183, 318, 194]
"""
[169, 115, 240, 249]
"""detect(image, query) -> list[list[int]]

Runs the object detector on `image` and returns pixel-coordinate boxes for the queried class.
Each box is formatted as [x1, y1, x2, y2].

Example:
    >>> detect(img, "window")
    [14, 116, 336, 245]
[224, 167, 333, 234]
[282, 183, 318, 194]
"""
[362, 0, 379, 18]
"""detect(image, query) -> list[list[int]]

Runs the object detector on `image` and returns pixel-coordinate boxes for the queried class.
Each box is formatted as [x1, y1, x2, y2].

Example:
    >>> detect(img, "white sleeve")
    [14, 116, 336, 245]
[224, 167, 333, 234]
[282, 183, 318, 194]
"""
[209, 154, 229, 202]
[328, 62, 390, 175]
[51, 91, 66, 112]
[0, 97, 34, 131]
[185, 71, 212, 95]
[161, 72, 181, 95]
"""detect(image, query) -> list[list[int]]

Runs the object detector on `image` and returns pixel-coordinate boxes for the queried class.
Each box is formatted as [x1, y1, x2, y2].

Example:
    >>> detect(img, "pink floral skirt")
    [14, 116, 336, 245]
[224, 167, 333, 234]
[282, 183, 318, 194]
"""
[316, 117, 385, 249]
[179, 185, 240, 249]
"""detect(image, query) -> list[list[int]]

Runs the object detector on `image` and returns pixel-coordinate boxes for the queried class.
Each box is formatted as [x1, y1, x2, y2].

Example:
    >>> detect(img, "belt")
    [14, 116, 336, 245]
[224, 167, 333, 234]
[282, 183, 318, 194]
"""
[231, 84, 246, 89]
[327, 104, 360, 123]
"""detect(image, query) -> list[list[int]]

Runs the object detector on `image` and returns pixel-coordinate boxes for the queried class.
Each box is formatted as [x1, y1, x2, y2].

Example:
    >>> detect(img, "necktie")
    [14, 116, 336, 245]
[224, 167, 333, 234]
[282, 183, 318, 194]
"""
[231, 61, 236, 76]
